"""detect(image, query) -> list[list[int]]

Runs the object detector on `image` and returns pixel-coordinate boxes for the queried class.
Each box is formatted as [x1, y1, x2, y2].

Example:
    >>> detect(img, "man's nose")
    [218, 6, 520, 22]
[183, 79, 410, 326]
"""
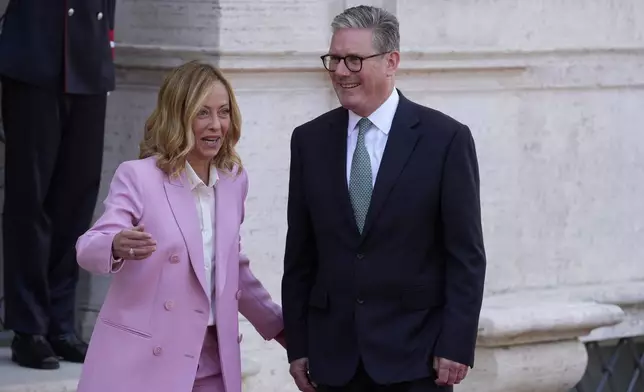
[334, 60, 352, 76]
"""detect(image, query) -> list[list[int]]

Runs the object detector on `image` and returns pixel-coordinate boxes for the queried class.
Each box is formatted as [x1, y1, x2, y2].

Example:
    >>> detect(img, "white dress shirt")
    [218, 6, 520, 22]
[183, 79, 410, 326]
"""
[346, 88, 400, 186]
[185, 162, 218, 326]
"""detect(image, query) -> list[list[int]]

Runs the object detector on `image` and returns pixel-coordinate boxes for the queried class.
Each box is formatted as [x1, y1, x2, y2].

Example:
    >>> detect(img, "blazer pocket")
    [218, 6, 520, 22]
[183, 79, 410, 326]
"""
[308, 286, 328, 310]
[400, 286, 445, 311]
[100, 317, 152, 339]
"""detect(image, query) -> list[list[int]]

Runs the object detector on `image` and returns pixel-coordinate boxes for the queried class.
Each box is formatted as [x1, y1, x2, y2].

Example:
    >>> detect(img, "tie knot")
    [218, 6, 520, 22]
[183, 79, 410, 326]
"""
[357, 117, 372, 135]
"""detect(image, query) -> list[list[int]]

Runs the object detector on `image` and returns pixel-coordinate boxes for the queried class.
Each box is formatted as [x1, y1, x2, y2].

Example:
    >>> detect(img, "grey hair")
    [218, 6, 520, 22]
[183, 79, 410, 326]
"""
[331, 5, 400, 52]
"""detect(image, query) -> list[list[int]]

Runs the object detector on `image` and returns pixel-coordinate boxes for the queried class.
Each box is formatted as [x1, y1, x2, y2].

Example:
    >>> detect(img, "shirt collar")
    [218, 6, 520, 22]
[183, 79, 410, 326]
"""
[185, 161, 219, 190]
[347, 88, 400, 136]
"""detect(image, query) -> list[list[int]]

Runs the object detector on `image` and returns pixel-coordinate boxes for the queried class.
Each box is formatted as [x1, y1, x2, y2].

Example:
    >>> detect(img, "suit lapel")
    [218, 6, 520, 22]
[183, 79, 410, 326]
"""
[163, 173, 209, 297]
[328, 109, 363, 239]
[361, 94, 421, 240]
[214, 170, 232, 295]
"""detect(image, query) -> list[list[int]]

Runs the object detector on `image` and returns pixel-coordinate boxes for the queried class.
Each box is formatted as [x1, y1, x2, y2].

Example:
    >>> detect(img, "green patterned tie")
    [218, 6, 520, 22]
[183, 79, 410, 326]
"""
[349, 117, 373, 233]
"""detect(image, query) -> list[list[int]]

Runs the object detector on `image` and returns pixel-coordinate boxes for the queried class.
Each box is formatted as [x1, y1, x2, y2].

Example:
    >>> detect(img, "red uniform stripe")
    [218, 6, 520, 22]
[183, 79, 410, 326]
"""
[109, 29, 115, 58]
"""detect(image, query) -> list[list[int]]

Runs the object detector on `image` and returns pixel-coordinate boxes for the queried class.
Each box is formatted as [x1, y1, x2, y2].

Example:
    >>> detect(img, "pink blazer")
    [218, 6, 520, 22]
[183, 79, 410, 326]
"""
[75, 156, 283, 392]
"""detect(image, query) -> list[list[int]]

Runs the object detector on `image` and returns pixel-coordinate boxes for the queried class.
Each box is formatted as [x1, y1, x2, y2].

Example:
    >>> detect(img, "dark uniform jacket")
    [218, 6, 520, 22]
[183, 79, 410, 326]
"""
[0, 0, 116, 94]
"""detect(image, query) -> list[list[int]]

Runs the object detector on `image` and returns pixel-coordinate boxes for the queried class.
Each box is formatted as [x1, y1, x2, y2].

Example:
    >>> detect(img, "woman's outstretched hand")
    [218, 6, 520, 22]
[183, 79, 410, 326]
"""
[112, 225, 157, 260]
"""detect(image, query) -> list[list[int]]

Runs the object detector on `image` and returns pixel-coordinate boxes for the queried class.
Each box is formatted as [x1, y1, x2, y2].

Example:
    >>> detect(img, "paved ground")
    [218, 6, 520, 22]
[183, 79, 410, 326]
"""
[0, 348, 80, 392]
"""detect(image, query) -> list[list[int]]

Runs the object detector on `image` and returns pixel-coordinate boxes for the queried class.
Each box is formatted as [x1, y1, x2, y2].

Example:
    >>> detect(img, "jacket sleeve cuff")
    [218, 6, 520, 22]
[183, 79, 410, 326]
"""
[434, 319, 479, 368]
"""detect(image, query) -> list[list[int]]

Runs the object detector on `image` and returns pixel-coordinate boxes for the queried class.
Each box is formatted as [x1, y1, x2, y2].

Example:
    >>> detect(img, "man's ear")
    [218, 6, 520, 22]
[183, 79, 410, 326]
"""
[386, 51, 400, 76]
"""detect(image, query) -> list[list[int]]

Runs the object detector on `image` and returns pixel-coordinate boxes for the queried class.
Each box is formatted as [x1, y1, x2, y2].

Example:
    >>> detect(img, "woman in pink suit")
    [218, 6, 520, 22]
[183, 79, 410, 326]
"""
[75, 61, 285, 392]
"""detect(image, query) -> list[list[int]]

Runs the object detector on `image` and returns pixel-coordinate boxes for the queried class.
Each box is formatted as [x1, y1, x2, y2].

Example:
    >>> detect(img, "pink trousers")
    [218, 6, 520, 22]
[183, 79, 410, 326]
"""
[192, 326, 225, 392]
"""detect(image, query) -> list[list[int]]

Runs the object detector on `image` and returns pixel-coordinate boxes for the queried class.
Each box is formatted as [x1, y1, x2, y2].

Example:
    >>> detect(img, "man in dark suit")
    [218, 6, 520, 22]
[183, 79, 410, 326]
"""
[281, 5, 486, 392]
[0, 0, 115, 369]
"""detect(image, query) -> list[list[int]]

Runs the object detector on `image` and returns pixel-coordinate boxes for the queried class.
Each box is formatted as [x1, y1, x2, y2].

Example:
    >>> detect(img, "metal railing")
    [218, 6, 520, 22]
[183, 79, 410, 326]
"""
[574, 338, 644, 392]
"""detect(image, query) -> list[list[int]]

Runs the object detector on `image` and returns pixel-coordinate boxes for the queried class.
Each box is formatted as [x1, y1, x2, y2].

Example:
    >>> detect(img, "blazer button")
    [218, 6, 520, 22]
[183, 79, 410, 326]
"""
[356, 298, 364, 304]
[170, 255, 180, 264]
[238, 334, 243, 343]
[164, 300, 175, 311]
[235, 290, 242, 300]
[67, 8, 74, 16]
[153, 346, 162, 356]
[356, 253, 364, 260]
[97, 12, 103, 20]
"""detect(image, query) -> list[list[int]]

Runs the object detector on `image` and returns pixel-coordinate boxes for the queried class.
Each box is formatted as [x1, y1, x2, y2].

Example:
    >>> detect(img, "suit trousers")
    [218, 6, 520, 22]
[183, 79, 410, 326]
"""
[193, 326, 225, 392]
[0, 76, 106, 335]
[317, 361, 453, 392]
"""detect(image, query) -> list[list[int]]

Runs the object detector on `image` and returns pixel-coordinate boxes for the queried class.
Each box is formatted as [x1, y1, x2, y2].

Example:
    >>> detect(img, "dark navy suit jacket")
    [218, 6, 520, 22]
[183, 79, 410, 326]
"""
[282, 91, 487, 386]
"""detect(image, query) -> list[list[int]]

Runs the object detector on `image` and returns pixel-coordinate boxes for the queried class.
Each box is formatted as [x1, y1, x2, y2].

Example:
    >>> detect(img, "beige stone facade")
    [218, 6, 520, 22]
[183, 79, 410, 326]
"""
[2, 0, 644, 391]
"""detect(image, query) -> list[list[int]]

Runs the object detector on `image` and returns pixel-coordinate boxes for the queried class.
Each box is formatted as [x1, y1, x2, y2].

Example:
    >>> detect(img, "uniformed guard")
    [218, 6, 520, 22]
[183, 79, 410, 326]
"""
[0, 0, 116, 370]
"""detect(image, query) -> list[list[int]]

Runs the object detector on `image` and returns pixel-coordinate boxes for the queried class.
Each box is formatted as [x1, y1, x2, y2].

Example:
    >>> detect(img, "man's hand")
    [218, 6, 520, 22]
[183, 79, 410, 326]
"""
[433, 357, 469, 386]
[289, 357, 316, 392]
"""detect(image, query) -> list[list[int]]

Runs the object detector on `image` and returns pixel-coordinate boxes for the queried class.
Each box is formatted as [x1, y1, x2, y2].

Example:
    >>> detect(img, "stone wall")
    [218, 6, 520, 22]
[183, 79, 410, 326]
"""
[1, 0, 643, 391]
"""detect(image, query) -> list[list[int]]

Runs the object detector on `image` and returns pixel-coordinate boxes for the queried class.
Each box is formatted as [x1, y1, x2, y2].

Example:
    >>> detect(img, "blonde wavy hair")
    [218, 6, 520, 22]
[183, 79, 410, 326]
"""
[139, 61, 243, 176]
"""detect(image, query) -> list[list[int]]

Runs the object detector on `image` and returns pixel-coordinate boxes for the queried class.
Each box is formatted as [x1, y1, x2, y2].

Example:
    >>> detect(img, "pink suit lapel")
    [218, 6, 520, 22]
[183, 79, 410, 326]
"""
[213, 169, 234, 296]
[163, 172, 209, 297]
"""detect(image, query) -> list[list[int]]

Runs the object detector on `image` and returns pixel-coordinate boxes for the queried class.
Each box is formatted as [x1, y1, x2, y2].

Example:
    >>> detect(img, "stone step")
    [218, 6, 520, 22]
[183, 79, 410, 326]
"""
[0, 349, 80, 392]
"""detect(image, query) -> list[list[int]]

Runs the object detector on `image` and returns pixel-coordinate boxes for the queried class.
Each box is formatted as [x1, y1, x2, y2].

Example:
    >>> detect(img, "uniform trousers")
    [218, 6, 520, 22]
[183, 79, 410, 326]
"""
[1, 76, 106, 336]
